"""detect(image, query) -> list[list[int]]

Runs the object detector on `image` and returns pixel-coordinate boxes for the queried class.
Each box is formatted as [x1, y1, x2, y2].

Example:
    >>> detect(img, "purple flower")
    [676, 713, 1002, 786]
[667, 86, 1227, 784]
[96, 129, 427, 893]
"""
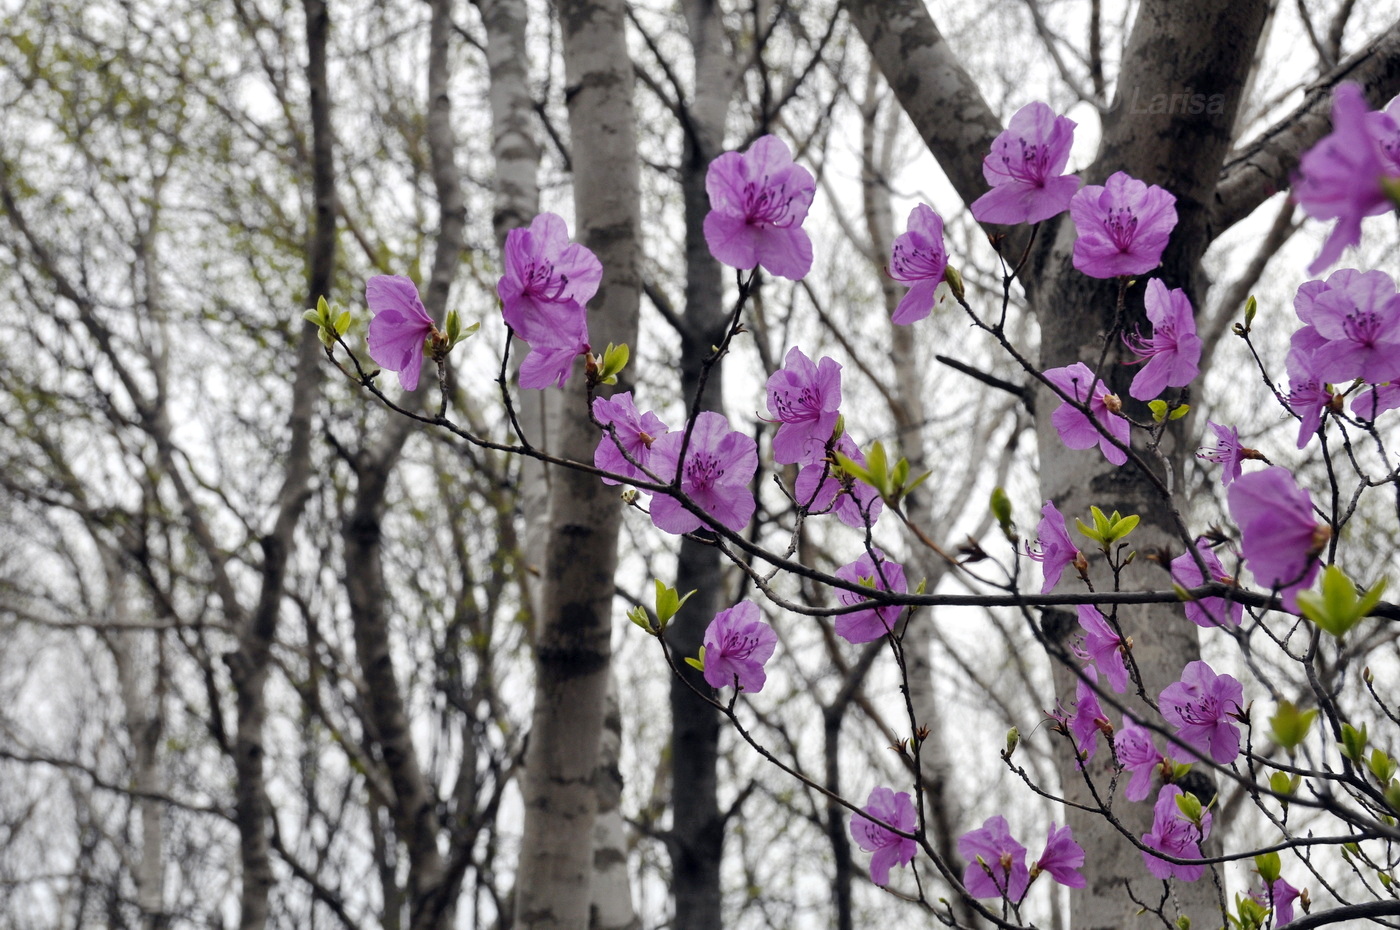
[1026, 500, 1082, 593]
[497, 213, 601, 389]
[1043, 362, 1131, 465]
[1033, 823, 1086, 889]
[1170, 538, 1244, 629]
[794, 434, 883, 529]
[1073, 605, 1129, 693]
[889, 204, 949, 324]
[1285, 346, 1333, 449]
[593, 392, 669, 484]
[366, 275, 436, 391]
[850, 787, 918, 887]
[1196, 421, 1250, 487]
[703, 135, 816, 281]
[1114, 717, 1166, 802]
[958, 815, 1029, 901]
[1069, 171, 1178, 278]
[1293, 83, 1399, 275]
[1123, 279, 1201, 400]
[1292, 268, 1400, 385]
[833, 549, 907, 644]
[1352, 381, 1400, 420]
[1159, 660, 1244, 765]
[1255, 877, 1301, 927]
[1228, 467, 1324, 611]
[1068, 667, 1111, 764]
[648, 411, 758, 535]
[766, 346, 842, 465]
[701, 600, 777, 692]
[971, 101, 1080, 225]
[1142, 785, 1211, 881]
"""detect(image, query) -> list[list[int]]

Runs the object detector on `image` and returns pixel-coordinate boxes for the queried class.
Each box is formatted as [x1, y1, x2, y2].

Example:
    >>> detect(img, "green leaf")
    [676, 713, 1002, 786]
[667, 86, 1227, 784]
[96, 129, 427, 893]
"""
[1174, 790, 1203, 825]
[601, 342, 630, 380]
[1341, 722, 1369, 763]
[685, 645, 707, 672]
[1269, 701, 1317, 753]
[654, 579, 697, 626]
[1169, 404, 1191, 420]
[1243, 295, 1258, 330]
[1268, 771, 1300, 800]
[334, 310, 352, 336]
[1297, 566, 1387, 638]
[301, 308, 322, 325]
[1149, 399, 1169, 422]
[627, 605, 656, 635]
[1368, 748, 1397, 783]
[1254, 851, 1281, 883]
[989, 487, 1013, 531]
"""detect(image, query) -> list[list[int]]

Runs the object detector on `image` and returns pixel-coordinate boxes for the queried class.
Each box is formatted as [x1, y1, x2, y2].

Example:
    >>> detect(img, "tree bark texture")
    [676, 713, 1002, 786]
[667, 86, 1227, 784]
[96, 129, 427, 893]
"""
[514, 0, 641, 927]
[666, 4, 737, 930]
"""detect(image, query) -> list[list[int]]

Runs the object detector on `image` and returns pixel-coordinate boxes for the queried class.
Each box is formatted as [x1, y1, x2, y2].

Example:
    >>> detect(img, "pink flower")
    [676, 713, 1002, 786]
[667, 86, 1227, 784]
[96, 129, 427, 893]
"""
[1254, 877, 1301, 927]
[1292, 268, 1400, 385]
[1293, 83, 1400, 275]
[889, 204, 948, 325]
[766, 346, 842, 466]
[1034, 823, 1086, 889]
[1159, 660, 1244, 765]
[958, 815, 1029, 901]
[1196, 421, 1247, 487]
[1073, 605, 1128, 693]
[971, 101, 1080, 225]
[1170, 538, 1244, 629]
[592, 392, 669, 485]
[1114, 717, 1167, 802]
[794, 434, 883, 529]
[1352, 381, 1400, 420]
[1069, 171, 1178, 278]
[1142, 785, 1211, 881]
[1043, 362, 1131, 466]
[1026, 500, 1082, 593]
[366, 275, 436, 391]
[1285, 346, 1333, 449]
[850, 787, 918, 887]
[648, 412, 758, 535]
[497, 213, 601, 389]
[833, 549, 907, 644]
[701, 601, 777, 692]
[1228, 467, 1324, 612]
[1123, 279, 1201, 400]
[703, 135, 815, 280]
[1067, 667, 1111, 764]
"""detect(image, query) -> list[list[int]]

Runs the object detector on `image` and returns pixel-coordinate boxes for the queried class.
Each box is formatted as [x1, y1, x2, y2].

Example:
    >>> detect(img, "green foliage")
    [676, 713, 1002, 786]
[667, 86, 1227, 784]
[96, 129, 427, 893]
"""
[1296, 565, 1387, 638]
[1075, 505, 1139, 547]
[1269, 701, 1317, 754]
[1341, 722, 1369, 764]
[835, 440, 929, 508]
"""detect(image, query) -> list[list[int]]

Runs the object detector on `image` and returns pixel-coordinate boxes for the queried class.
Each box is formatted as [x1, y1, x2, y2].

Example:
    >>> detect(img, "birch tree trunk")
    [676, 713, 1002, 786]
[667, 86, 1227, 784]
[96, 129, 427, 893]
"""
[513, 1, 641, 927]
[666, 4, 737, 930]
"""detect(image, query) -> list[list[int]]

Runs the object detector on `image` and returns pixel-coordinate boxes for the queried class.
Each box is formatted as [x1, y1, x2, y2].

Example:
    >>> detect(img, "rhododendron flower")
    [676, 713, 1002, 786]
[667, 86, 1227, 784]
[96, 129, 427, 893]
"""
[367, 275, 436, 391]
[1034, 823, 1086, 889]
[1352, 381, 1400, 419]
[1067, 667, 1111, 764]
[1228, 467, 1324, 611]
[1196, 421, 1249, 487]
[648, 412, 758, 535]
[703, 135, 816, 280]
[794, 434, 883, 529]
[766, 346, 841, 465]
[1285, 347, 1333, 449]
[701, 601, 777, 692]
[1123, 279, 1201, 400]
[1255, 877, 1301, 926]
[850, 787, 917, 886]
[833, 549, 907, 644]
[971, 101, 1080, 225]
[1142, 785, 1211, 881]
[958, 816, 1029, 901]
[593, 392, 669, 484]
[1114, 717, 1167, 802]
[1170, 538, 1244, 628]
[889, 204, 949, 324]
[1069, 171, 1178, 278]
[1073, 605, 1129, 693]
[1292, 268, 1400, 385]
[1293, 83, 1400, 275]
[497, 213, 601, 388]
[1159, 660, 1244, 765]
[1043, 362, 1131, 465]
[1027, 500, 1082, 593]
